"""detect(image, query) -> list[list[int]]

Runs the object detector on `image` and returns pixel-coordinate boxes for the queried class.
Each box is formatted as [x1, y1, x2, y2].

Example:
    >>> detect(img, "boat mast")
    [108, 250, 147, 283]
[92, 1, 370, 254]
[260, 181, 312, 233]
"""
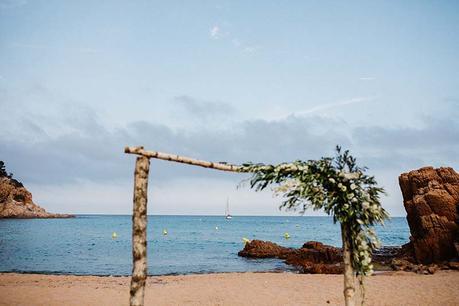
[226, 197, 230, 215]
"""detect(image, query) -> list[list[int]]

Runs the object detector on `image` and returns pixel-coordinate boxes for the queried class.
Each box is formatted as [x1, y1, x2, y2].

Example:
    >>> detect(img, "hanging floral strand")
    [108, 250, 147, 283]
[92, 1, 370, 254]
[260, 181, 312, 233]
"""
[240, 146, 389, 306]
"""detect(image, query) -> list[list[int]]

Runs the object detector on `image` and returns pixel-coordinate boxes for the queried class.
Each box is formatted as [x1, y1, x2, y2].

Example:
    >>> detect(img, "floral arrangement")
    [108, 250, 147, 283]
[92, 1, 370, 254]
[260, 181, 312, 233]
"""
[240, 146, 389, 305]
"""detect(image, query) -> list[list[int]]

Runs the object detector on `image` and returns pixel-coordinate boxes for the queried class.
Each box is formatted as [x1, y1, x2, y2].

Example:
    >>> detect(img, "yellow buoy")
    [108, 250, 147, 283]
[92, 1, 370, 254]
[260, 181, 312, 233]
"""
[242, 237, 251, 244]
[284, 232, 290, 239]
[112, 232, 118, 239]
[163, 229, 168, 236]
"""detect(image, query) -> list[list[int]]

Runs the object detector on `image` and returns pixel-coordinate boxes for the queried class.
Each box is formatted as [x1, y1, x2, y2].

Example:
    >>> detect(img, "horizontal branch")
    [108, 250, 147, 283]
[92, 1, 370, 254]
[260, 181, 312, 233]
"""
[124, 146, 243, 173]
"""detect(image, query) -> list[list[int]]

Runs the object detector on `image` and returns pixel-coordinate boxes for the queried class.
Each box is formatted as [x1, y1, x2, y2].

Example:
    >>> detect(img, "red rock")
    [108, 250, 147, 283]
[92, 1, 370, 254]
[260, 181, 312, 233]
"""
[0, 177, 73, 219]
[399, 167, 459, 263]
[238, 240, 343, 274]
[296, 262, 343, 274]
[238, 240, 294, 259]
[285, 242, 343, 274]
[300, 241, 343, 262]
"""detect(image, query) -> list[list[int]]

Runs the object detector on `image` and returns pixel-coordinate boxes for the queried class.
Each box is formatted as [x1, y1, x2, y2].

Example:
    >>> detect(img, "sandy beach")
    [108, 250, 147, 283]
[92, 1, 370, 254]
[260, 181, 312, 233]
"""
[0, 271, 458, 306]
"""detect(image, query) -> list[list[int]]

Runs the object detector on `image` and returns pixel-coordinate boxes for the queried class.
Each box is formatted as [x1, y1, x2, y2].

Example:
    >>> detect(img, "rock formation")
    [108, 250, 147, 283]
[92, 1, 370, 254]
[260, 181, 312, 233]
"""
[399, 166, 459, 264]
[0, 168, 73, 218]
[285, 241, 343, 274]
[238, 240, 343, 274]
[238, 239, 454, 274]
[238, 239, 294, 259]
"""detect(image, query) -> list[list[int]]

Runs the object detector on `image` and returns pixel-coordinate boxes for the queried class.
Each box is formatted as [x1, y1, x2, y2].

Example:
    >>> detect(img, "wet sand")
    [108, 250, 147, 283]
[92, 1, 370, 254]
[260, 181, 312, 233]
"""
[1, 271, 458, 306]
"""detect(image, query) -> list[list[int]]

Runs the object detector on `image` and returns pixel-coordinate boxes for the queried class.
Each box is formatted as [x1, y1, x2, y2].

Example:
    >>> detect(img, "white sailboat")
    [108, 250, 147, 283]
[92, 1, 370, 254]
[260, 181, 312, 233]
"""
[225, 198, 232, 220]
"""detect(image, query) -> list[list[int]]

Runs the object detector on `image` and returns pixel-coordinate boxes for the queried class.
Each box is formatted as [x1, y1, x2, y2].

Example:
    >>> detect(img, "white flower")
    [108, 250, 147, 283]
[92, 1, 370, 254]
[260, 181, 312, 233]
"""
[347, 193, 354, 199]
[328, 178, 336, 184]
[350, 183, 357, 190]
[362, 202, 370, 209]
[341, 186, 347, 192]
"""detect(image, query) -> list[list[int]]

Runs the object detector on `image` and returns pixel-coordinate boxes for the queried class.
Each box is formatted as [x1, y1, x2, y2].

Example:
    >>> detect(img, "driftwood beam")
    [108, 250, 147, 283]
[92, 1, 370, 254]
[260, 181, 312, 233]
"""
[125, 146, 243, 172]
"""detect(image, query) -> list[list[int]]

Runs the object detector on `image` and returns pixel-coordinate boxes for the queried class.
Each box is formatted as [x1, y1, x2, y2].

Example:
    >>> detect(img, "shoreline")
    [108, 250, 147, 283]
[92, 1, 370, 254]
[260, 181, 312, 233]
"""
[1, 271, 458, 306]
[0, 268, 296, 277]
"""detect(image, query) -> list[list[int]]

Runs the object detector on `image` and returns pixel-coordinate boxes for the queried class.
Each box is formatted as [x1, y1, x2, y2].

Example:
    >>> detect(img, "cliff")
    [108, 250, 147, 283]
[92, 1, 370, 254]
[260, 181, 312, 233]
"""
[0, 168, 73, 219]
[399, 166, 459, 263]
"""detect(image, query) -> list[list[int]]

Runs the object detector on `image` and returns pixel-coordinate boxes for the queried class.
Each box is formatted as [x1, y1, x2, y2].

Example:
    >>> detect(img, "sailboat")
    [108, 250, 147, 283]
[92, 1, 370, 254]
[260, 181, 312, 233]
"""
[225, 198, 232, 220]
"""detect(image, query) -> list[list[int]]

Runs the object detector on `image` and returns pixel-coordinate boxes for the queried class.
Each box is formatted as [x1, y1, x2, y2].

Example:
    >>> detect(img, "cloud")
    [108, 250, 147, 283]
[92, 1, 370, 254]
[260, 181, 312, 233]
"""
[359, 77, 375, 81]
[296, 96, 376, 116]
[353, 116, 459, 169]
[209, 25, 259, 54]
[0, 99, 349, 186]
[210, 25, 221, 39]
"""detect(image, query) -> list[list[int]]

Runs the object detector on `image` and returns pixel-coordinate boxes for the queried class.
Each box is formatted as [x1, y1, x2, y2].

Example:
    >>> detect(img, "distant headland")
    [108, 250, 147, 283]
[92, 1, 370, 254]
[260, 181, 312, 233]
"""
[0, 161, 73, 219]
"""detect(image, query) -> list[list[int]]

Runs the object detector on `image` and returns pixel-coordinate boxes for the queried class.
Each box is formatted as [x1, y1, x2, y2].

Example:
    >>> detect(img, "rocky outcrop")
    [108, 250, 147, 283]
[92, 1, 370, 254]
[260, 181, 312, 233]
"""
[285, 241, 343, 274]
[399, 167, 459, 264]
[238, 239, 456, 274]
[238, 240, 343, 274]
[0, 176, 73, 218]
[238, 240, 294, 259]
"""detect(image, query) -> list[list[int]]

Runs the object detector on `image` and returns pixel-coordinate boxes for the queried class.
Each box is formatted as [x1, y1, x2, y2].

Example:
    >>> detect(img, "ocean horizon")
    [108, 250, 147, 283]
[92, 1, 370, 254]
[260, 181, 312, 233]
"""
[0, 215, 410, 276]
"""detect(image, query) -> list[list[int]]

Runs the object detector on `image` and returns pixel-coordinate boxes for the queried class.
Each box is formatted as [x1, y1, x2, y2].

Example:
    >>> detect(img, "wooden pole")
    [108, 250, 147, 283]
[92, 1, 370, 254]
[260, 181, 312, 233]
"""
[130, 156, 150, 306]
[125, 146, 242, 172]
[341, 223, 356, 306]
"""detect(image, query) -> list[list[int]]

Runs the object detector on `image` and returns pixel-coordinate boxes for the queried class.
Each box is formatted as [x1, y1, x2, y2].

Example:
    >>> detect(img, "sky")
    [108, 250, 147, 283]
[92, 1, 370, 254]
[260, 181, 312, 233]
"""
[0, 0, 458, 216]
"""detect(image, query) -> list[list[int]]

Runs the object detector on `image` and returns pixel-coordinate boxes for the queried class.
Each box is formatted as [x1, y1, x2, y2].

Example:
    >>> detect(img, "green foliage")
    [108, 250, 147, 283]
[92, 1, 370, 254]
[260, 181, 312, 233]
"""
[0, 161, 12, 178]
[240, 146, 389, 276]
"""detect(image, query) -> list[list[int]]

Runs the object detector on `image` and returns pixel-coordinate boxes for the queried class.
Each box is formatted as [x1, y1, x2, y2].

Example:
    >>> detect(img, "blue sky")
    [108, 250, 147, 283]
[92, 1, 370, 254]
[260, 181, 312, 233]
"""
[1, 0, 458, 216]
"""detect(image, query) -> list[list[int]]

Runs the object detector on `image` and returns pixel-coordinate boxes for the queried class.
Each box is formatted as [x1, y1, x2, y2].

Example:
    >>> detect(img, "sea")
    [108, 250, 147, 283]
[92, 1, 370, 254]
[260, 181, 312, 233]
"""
[0, 215, 410, 276]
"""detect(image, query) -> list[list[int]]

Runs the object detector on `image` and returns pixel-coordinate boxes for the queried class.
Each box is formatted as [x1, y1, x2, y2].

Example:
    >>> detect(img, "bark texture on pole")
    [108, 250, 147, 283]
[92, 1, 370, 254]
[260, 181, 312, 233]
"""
[125, 146, 242, 172]
[130, 156, 150, 306]
[341, 223, 356, 306]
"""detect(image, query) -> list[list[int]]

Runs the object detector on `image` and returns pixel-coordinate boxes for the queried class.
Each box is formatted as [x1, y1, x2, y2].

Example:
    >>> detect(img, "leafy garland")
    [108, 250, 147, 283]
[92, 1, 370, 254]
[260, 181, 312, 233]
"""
[239, 146, 389, 276]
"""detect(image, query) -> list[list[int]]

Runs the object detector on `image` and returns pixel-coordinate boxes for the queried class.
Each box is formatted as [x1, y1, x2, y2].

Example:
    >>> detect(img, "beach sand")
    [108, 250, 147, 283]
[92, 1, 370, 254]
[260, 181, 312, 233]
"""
[0, 271, 458, 306]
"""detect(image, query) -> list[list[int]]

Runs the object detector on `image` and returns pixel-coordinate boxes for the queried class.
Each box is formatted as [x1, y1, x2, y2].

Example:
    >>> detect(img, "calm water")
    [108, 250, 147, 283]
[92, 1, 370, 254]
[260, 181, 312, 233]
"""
[0, 215, 409, 276]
